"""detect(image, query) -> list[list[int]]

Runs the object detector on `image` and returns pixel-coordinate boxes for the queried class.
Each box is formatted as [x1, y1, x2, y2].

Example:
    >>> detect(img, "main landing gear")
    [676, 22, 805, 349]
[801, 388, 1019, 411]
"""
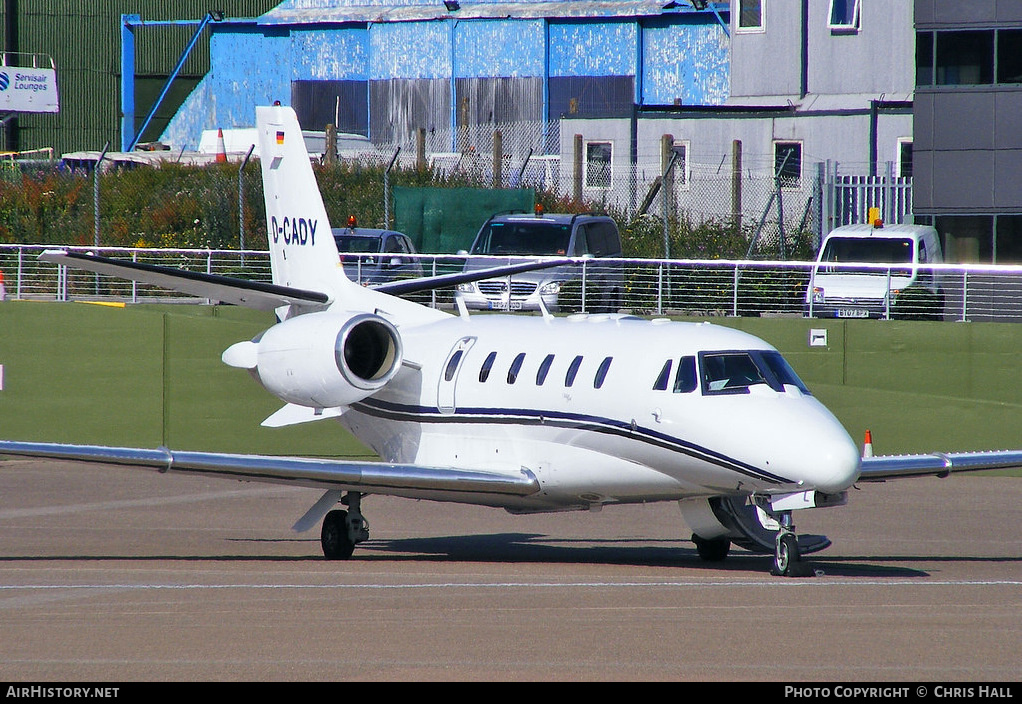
[321, 492, 369, 560]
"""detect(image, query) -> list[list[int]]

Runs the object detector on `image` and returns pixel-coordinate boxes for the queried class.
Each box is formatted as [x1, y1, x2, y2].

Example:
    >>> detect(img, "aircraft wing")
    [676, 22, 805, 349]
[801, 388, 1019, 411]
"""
[0, 440, 540, 499]
[858, 450, 1022, 481]
[39, 250, 330, 312]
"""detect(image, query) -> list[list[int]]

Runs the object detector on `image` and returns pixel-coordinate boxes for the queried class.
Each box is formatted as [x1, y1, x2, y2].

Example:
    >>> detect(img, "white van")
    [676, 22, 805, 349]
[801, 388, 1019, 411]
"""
[805, 223, 944, 319]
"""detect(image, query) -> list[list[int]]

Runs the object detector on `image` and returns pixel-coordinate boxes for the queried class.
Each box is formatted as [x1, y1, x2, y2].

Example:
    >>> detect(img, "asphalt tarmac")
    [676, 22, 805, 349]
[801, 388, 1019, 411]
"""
[1, 458, 1020, 682]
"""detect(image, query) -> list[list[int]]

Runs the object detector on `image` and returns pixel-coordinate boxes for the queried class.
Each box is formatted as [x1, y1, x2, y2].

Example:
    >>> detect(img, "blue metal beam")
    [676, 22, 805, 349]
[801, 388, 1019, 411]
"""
[121, 13, 223, 151]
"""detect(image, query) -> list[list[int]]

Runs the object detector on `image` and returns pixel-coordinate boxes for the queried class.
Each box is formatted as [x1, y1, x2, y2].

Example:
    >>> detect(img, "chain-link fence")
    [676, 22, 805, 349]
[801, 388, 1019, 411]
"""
[0, 118, 911, 265]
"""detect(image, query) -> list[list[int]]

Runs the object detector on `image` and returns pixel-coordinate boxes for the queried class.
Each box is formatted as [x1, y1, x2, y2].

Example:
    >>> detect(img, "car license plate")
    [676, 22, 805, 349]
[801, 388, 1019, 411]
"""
[837, 309, 868, 318]
[488, 300, 523, 311]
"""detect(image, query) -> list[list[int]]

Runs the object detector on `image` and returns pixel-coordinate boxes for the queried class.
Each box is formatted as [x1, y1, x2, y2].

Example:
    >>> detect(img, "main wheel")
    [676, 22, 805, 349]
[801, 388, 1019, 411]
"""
[774, 532, 800, 576]
[321, 509, 356, 560]
[692, 534, 731, 562]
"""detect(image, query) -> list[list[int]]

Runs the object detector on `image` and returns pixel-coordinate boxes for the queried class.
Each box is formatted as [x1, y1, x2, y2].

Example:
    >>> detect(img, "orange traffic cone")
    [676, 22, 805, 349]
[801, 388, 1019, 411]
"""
[862, 429, 873, 458]
[215, 128, 227, 163]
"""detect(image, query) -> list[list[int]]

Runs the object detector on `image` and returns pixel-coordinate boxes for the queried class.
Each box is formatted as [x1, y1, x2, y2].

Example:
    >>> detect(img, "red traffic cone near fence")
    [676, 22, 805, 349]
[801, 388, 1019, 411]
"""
[215, 128, 227, 163]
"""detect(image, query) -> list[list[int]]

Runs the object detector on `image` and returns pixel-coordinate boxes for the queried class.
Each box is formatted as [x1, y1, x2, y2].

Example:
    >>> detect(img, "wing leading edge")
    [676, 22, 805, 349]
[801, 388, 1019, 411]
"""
[0, 440, 540, 498]
[39, 250, 330, 312]
[859, 450, 1022, 481]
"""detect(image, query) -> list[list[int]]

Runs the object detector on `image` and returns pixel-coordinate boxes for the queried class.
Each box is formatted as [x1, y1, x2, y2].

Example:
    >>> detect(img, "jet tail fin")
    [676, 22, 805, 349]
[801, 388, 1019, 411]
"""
[256, 104, 346, 294]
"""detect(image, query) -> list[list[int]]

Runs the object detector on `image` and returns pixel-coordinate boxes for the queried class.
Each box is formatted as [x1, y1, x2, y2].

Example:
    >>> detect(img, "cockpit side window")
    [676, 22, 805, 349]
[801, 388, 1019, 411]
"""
[700, 352, 769, 394]
[673, 356, 697, 393]
[653, 359, 672, 391]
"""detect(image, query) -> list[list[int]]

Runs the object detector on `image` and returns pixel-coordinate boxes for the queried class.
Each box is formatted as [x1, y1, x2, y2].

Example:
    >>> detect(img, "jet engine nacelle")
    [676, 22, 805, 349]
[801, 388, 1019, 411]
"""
[227, 311, 403, 408]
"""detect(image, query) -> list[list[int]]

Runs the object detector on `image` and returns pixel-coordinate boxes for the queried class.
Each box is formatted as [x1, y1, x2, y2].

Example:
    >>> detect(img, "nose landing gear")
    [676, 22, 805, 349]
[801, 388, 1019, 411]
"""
[771, 511, 814, 577]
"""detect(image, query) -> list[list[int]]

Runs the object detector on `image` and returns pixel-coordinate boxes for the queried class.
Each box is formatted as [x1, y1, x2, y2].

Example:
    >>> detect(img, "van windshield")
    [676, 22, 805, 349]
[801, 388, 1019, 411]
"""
[472, 222, 573, 256]
[820, 237, 914, 275]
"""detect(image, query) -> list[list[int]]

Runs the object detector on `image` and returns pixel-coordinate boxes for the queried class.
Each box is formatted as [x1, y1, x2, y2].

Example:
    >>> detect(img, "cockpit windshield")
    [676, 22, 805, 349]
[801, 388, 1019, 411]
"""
[472, 222, 573, 256]
[699, 350, 811, 395]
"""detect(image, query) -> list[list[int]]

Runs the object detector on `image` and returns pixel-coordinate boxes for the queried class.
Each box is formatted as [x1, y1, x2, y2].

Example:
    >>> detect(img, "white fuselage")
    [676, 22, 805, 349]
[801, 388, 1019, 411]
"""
[336, 311, 861, 512]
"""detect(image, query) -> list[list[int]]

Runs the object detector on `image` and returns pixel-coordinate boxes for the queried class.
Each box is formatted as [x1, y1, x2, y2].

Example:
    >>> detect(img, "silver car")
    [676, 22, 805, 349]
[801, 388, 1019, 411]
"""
[332, 226, 423, 286]
[454, 212, 623, 313]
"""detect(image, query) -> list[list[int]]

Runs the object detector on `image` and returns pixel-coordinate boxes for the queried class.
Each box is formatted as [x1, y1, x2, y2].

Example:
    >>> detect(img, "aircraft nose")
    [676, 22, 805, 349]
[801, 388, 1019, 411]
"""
[763, 395, 861, 494]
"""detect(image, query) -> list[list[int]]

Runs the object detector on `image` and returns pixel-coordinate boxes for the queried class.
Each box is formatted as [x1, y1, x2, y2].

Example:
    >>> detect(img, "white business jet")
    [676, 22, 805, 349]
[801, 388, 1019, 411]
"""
[4, 104, 1021, 576]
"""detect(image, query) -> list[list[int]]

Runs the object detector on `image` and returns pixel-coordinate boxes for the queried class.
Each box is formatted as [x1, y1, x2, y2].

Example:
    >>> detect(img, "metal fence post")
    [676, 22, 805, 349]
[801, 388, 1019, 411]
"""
[581, 260, 587, 312]
[961, 270, 969, 322]
[657, 262, 663, 315]
[732, 266, 740, 317]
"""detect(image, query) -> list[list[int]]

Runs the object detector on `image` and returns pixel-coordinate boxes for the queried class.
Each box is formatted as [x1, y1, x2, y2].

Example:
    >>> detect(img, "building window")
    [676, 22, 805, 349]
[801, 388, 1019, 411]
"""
[827, 0, 860, 32]
[585, 142, 612, 189]
[773, 141, 802, 189]
[671, 140, 689, 189]
[897, 139, 913, 178]
[736, 0, 764, 33]
[936, 30, 994, 85]
[998, 29, 1022, 84]
[916, 31, 934, 86]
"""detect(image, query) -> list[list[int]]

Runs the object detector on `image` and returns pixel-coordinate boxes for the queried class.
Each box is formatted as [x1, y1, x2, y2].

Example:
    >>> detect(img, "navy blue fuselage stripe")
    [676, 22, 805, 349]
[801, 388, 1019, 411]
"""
[351, 398, 788, 485]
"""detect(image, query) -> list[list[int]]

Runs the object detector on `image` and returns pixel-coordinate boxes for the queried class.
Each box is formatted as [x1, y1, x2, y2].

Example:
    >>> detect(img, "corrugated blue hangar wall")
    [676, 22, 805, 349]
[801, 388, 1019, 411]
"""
[160, 2, 730, 150]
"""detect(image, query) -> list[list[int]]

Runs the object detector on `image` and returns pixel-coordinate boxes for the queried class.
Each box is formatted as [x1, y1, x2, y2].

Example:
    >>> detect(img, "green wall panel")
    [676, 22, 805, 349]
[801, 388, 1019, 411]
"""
[2, 302, 1021, 460]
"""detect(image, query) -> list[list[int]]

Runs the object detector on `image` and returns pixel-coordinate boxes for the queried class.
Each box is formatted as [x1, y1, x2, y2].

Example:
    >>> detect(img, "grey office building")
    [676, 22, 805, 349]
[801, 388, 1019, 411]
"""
[913, 0, 1022, 262]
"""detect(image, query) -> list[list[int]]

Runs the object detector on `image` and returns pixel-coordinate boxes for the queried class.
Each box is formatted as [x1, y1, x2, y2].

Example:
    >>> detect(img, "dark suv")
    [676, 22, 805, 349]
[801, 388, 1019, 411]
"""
[454, 211, 624, 312]
[332, 226, 423, 286]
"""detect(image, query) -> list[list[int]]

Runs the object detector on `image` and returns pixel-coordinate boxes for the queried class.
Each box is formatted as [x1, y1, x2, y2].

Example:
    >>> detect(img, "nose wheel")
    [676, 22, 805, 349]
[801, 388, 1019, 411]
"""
[771, 512, 813, 577]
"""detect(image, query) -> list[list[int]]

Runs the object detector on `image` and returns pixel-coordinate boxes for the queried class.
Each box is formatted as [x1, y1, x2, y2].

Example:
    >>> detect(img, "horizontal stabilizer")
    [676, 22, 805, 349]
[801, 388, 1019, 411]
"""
[39, 250, 331, 312]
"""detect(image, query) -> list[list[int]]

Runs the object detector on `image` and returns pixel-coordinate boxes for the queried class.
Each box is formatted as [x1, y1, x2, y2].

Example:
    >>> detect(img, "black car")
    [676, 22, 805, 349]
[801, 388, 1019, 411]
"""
[332, 226, 424, 286]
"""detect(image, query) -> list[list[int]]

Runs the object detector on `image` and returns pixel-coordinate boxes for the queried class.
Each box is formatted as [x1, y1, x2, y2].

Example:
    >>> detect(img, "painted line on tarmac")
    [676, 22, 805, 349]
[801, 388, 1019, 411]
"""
[0, 486, 299, 519]
[2, 579, 1021, 591]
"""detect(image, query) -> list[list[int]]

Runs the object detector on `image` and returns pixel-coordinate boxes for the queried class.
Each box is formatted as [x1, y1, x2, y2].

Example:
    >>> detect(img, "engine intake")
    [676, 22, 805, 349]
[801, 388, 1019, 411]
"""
[242, 311, 403, 408]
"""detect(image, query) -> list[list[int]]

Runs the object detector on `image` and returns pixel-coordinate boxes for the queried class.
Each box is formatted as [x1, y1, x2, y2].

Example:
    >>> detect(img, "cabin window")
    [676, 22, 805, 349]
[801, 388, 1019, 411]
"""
[565, 355, 583, 387]
[653, 360, 672, 391]
[673, 356, 697, 393]
[594, 357, 613, 389]
[536, 354, 554, 385]
[444, 350, 463, 382]
[507, 353, 526, 384]
[479, 351, 497, 382]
